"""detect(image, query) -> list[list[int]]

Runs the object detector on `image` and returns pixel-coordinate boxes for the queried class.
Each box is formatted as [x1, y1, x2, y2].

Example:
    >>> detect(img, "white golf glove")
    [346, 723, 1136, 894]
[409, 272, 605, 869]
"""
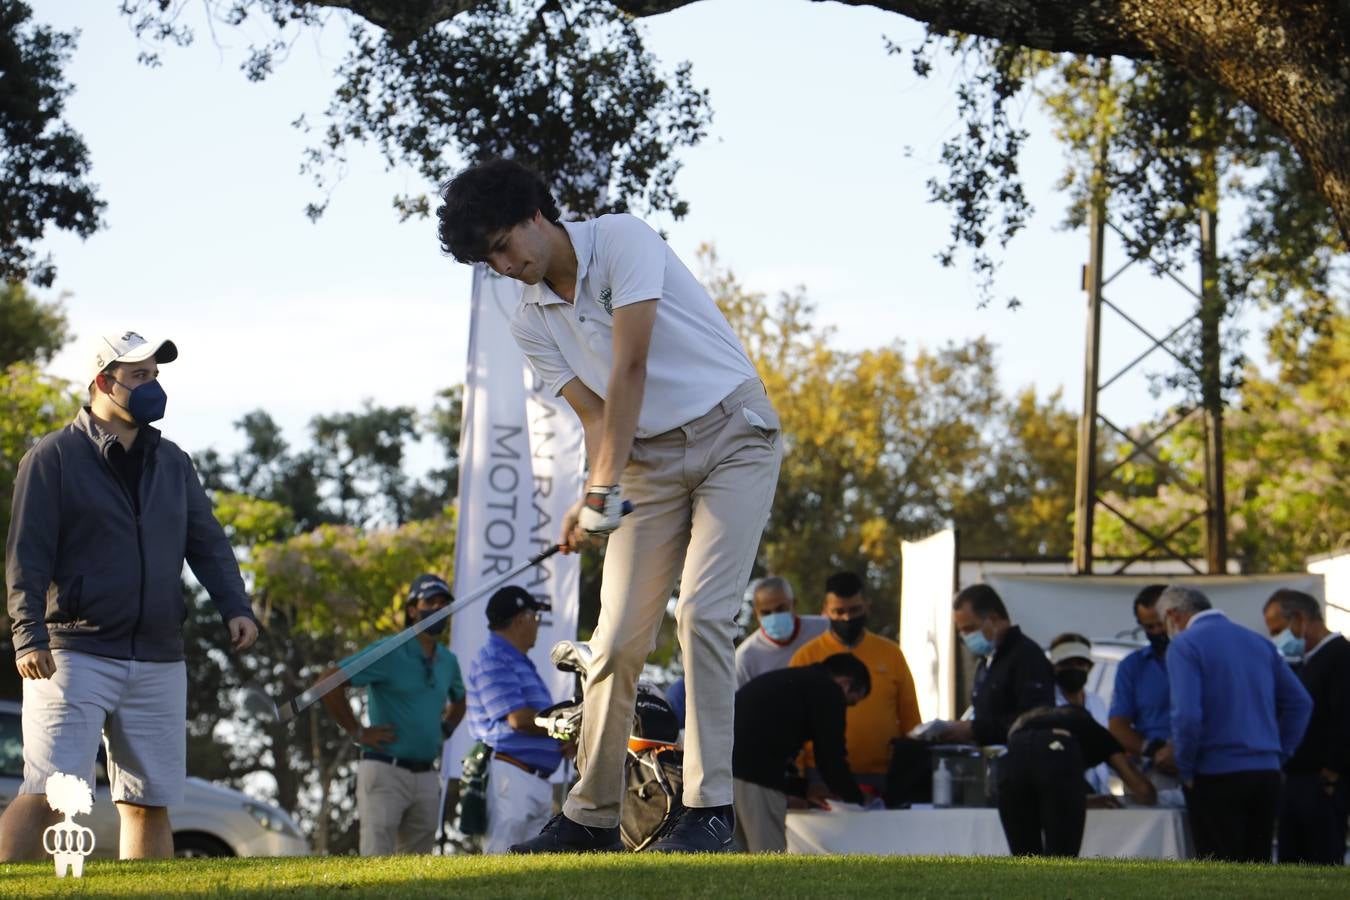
[578, 484, 624, 535]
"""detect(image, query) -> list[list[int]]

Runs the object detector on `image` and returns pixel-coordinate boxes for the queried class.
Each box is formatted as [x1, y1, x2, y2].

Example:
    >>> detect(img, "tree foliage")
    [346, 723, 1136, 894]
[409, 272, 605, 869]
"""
[0, 282, 77, 558]
[183, 394, 465, 851]
[119, 0, 711, 222]
[0, 283, 78, 698]
[0, 362, 79, 572]
[952, 387, 1079, 559]
[704, 246, 1079, 631]
[110, 0, 1350, 241]
[906, 38, 1345, 359]
[1095, 312, 1350, 571]
[0, 0, 105, 285]
[196, 394, 461, 531]
[0, 279, 72, 368]
[184, 496, 457, 854]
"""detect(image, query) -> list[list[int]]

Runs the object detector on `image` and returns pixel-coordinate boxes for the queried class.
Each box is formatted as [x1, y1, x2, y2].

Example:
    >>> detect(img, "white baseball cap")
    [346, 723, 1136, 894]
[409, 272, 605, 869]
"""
[88, 331, 179, 385]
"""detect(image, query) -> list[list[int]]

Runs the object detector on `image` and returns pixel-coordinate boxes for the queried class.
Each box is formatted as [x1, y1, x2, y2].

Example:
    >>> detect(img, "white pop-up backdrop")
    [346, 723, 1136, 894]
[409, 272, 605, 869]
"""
[1307, 550, 1350, 634]
[899, 532, 1328, 719]
[983, 572, 1325, 646]
[899, 530, 958, 722]
[441, 265, 586, 785]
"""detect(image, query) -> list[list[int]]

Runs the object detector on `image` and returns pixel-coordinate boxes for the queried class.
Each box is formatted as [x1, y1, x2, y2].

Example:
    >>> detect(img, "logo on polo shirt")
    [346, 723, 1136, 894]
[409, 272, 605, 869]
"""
[598, 287, 613, 316]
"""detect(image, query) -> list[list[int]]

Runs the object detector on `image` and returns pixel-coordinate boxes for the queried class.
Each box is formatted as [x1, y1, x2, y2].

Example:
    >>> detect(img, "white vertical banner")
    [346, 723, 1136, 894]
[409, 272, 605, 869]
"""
[441, 265, 586, 781]
[900, 529, 958, 722]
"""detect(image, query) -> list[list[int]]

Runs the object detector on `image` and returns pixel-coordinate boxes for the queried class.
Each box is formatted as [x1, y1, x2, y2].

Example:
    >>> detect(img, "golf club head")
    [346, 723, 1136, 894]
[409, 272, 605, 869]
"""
[238, 683, 281, 722]
[550, 639, 593, 676]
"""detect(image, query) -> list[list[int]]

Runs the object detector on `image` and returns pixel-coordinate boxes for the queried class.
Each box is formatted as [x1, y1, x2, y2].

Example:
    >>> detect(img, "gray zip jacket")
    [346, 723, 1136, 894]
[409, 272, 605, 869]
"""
[6, 408, 255, 662]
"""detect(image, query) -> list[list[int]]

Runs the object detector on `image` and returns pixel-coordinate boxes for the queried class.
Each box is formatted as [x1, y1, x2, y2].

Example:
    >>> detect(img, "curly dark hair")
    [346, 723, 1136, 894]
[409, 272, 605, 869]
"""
[436, 159, 562, 263]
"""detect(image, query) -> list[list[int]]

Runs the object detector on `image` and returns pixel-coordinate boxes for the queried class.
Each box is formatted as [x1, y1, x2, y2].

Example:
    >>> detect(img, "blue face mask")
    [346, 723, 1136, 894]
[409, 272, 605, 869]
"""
[760, 611, 796, 642]
[962, 628, 995, 658]
[115, 379, 168, 425]
[1272, 628, 1304, 659]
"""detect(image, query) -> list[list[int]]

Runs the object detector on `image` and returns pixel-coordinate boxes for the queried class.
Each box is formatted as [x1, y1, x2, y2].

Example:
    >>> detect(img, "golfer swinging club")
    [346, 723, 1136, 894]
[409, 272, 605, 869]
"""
[439, 160, 781, 853]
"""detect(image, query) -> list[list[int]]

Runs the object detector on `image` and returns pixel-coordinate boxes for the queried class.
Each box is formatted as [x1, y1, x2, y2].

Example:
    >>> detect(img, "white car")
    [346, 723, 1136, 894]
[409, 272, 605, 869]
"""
[0, 699, 308, 858]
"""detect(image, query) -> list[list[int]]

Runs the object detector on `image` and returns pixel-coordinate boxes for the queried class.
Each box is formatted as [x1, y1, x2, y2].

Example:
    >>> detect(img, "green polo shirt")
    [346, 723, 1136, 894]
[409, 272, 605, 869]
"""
[339, 636, 465, 763]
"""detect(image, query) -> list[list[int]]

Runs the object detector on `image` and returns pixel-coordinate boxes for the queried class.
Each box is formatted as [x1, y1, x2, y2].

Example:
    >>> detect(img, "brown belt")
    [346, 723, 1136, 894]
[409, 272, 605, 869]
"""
[494, 751, 551, 781]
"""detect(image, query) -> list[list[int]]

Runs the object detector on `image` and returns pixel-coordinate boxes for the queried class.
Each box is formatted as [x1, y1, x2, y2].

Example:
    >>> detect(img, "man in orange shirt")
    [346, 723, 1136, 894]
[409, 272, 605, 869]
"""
[790, 572, 921, 793]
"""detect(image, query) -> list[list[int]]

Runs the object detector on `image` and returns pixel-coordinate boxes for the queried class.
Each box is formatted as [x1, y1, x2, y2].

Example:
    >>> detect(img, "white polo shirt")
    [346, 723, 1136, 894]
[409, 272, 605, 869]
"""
[510, 214, 758, 437]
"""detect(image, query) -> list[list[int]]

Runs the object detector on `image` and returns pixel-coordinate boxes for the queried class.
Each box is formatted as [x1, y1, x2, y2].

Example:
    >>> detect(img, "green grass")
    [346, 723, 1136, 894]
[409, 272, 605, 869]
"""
[0, 855, 1347, 898]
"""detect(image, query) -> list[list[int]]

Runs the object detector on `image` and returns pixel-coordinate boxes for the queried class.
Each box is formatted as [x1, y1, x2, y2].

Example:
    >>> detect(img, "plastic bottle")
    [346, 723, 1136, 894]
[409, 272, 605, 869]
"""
[933, 759, 953, 808]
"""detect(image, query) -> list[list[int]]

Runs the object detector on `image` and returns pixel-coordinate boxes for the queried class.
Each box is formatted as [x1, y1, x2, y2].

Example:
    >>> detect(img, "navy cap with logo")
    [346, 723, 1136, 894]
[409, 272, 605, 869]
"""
[486, 585, 551, 629]
[408, 574, 453, 605]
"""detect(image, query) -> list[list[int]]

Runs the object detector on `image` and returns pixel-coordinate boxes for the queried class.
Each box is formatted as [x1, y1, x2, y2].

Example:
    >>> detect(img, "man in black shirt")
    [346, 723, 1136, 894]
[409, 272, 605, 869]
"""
[939, 584, 1054, 746]
[1268, 589, 1350, 864]
[732, 653, 870, 852]
[998, 705, 1157, 856]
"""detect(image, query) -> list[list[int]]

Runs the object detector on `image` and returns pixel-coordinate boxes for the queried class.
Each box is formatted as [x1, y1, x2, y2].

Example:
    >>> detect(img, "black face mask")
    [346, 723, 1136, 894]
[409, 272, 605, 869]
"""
[1055, 668, 1089, 694]
[830, 615, 867, 646]
[415, 608, 449, 636]
[1146, 631, 1169, 655]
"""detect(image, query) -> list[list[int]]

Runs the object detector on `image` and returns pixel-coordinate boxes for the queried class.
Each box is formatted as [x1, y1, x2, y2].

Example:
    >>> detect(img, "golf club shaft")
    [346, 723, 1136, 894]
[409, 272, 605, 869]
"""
[277, 543, 562, 722]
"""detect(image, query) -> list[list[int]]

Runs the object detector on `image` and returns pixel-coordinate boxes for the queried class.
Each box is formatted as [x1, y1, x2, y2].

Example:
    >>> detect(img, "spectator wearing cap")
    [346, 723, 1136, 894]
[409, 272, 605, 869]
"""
[316, 574, 467, 856]
[1158, 585, 1312, 862]
[2, 331, 259, 861]
[466, 586, 566, 854]
[1049, 633, 1112, 796]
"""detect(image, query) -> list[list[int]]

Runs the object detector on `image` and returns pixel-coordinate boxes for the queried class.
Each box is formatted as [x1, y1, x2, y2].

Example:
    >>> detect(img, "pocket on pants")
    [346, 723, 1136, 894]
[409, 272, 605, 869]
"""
[740, 404, 780, 444]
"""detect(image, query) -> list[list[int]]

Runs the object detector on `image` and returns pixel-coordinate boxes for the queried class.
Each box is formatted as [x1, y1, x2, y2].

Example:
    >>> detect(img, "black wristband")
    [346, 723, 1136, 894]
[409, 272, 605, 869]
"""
[1142, 738, 1166, 760]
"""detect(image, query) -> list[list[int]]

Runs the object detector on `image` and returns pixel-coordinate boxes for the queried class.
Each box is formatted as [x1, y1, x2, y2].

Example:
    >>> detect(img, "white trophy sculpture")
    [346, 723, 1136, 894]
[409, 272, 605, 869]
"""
[42, 773, 95, 877]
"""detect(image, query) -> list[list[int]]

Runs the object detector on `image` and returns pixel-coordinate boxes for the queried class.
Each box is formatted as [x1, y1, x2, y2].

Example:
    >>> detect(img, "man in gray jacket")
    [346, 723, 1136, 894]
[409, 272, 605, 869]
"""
[1, 331, 258, 860]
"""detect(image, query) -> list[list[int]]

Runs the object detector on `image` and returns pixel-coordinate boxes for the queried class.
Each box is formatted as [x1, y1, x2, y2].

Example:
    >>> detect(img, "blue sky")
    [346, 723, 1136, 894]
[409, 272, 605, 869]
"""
[28, 1, 1268, 466]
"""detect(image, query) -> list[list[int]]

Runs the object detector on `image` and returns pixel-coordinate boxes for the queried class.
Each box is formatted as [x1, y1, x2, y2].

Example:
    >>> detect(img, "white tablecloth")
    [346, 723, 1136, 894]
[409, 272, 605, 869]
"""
[786, 807, 1192, 859]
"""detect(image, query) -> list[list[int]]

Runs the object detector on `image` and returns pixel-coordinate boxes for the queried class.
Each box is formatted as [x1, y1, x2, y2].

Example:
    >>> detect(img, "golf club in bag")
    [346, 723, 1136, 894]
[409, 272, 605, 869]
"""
[533, 640, 686, 851]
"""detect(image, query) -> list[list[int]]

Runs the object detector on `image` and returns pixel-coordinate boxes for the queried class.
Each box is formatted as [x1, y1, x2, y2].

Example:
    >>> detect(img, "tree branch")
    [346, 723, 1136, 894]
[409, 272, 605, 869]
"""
[266, 0, 1350, 239]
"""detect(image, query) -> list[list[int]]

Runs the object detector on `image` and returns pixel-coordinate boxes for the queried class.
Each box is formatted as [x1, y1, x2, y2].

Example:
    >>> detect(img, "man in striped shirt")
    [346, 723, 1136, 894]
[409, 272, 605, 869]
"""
[466, 586, 567, 853]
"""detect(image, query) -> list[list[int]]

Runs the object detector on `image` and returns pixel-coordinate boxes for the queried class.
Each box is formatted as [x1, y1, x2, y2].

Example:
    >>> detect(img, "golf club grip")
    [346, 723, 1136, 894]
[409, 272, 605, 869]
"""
[275, 500, 632, 721]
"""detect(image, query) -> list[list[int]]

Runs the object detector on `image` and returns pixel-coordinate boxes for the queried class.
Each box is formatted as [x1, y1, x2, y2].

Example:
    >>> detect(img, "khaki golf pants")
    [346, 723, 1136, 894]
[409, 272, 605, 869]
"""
[733, 778, 789, 852]
[356, 760, 441, 855]
[563, 379, 782, 828]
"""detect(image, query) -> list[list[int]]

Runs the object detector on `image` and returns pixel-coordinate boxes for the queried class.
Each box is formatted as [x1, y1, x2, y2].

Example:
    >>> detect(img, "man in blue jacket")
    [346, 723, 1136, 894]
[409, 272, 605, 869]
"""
[1157, 585, 1312, 861]
[2, 332, 258, 860]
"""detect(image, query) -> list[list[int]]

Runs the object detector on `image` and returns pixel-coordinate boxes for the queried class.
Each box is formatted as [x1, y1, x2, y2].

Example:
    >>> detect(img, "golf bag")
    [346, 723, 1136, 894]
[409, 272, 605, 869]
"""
[620, 686, 685, 850]
[537, 641, 688, 850]
[620, 743, 685, 850]
[457, 740, 492, 836]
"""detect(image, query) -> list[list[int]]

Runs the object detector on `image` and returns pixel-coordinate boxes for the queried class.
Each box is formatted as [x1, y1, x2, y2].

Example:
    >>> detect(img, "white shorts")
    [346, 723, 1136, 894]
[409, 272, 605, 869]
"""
[20, 649, 187, 807]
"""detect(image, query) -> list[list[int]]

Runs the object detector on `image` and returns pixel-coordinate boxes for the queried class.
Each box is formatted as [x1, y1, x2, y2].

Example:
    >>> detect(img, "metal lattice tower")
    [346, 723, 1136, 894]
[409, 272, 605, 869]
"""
[1072, 190, 1228, 575]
